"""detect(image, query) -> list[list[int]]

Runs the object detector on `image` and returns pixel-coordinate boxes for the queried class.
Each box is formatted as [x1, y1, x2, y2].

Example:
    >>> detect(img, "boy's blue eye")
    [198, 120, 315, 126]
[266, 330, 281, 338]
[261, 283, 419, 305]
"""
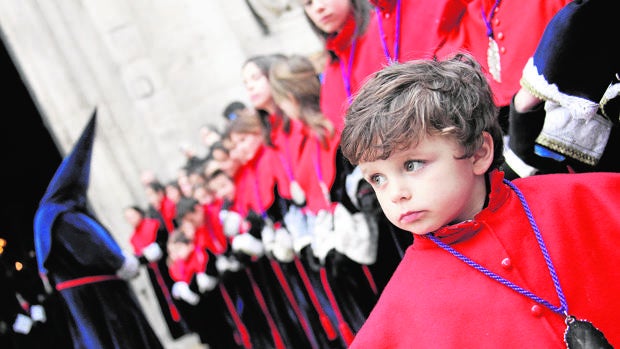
[405, 160, 424, 172]
[370, 174, 386, 186]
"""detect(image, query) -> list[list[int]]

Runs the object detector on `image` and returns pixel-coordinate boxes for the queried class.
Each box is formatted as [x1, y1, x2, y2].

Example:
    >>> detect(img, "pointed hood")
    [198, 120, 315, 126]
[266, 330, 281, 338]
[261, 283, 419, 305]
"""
[518, 0, 620, 165]
[520, 0, 620, 118]
[33, 109, 98, 275]
[39, 110, 96, 209]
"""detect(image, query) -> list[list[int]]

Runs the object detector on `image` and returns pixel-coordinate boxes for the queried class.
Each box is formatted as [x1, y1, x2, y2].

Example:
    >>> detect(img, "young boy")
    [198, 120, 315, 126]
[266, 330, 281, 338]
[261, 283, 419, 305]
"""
[340, 53, 620, 348]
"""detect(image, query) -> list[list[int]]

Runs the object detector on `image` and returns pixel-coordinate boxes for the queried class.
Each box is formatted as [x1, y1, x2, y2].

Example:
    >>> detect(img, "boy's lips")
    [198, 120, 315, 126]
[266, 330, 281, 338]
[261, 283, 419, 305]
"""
[399, 210, 423, 224]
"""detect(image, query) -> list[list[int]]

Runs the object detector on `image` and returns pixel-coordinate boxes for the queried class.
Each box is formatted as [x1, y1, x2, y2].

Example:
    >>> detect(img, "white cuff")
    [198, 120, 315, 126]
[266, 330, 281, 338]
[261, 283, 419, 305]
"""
[232, 233, 265, 257]
[171, 282, 200, 305]
[220, 210, 243, 237]
[272, 227, 295, 262]
[196, 272, 218, 293]
[30, 304, 46, 323]
[13, 314, 33, 334]
[116, 253, 140, 280]
[345, 166, 364, 209]
[142, 242, 163, 262]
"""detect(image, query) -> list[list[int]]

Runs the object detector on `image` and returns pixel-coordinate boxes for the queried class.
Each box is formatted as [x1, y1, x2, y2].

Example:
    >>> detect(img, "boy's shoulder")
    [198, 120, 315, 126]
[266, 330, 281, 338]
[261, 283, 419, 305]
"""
[513, 171, 620, 199]
[515, 171, 620, 185]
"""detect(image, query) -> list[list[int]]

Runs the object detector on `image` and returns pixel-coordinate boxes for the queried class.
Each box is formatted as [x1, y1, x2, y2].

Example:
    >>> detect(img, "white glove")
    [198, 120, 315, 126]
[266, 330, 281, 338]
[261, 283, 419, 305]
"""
[12, 313, 33, 334]
[261, 223, 276, 257]
[272, 227, 295, 262]
[171, 281, 200, 305]
[290, 180, 306, 206]
[196, 272, 218, 293]
[283, 206, 312, 252]
[345, 166, 364, 209]
[343, 212, 378, 265]
[226, 256, 243, 272]
[232, 233, 265, 257]
[116, 253, 140, 280]
[29, 304, 46, 323]
[311, 208, 335, 263]
[332, 202, 355, 254]
[215, 255, 230, 274]
[333, 202, 378, 265]
[216, 255, 243, 274]
[142, 242, 163, 262]
[220, 210, 243, 237]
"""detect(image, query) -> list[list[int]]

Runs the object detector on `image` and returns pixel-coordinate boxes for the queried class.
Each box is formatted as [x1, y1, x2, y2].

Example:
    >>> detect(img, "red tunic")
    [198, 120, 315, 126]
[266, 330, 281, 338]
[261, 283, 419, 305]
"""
[350, 171, 620, 348]
[435, 0, 571, 107]
[232, 144, 287, 217]
[293, 125, 340, 213]
[168, 247, 208, 284]
[129, 218, 160, 254]
[322, 2, 468, 133]
[367, 0, 468, 62]
[320, 14, 380, 133]
[159, 196, 177, 233]
[270, 118, 305, 202]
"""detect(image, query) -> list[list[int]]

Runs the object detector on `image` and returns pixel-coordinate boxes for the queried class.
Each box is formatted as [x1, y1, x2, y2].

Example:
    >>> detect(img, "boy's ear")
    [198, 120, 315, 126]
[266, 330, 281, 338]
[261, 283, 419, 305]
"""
[472, 132, 494, 175]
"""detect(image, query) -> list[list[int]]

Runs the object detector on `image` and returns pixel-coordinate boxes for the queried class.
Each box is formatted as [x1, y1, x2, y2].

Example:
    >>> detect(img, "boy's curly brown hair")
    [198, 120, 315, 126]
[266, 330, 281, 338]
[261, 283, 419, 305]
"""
[341, 53, 504, 170]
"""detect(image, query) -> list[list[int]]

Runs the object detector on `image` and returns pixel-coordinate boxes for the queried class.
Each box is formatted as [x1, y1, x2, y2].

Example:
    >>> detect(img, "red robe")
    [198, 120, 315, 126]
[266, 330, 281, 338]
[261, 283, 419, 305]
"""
[435, 0, 571, 107]
[129, 217, 190, 339]
[321, 2, 467, 133]
[232, 144, 287, 217]
[159, 196, 177, 233]
[293, 123, 341, 213]
[168, 247, 208, 284]
[269, 118, 305, 202]
[193, 203, 228, 256]
[350, 170, 620, 348]
[129, 218, 160, 255]
[232, 142, 323, 348]
[367, 0, 467, 62]
[320, 14, 380, 133]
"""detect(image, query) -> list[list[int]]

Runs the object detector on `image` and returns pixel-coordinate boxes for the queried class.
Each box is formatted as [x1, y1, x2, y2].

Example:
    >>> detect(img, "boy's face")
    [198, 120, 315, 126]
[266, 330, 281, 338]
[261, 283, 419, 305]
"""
[358, 133, 491, 235]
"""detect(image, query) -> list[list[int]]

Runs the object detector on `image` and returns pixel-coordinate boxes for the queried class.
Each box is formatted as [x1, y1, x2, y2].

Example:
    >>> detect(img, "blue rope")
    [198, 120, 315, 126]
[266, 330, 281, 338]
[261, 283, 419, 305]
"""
[427, 178, 568, 316]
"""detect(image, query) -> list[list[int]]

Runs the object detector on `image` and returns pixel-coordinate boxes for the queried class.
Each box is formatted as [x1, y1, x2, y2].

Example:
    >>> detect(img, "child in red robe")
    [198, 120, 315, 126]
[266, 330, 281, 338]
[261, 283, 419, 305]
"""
[124, 205, 190, 340]
[340, 53, 620, 348]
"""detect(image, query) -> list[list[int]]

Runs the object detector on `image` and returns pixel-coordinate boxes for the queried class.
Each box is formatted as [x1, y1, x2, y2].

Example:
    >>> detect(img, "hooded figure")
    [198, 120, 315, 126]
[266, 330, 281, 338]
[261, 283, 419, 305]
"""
[507, 0, 620, 176]
[33, 110, 164, 349]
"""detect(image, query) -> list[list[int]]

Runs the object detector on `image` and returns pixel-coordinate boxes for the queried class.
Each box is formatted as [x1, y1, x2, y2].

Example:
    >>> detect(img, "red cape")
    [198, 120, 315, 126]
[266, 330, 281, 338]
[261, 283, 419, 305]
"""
[350, 171, 620, 348]
[130, 218, 160, 254]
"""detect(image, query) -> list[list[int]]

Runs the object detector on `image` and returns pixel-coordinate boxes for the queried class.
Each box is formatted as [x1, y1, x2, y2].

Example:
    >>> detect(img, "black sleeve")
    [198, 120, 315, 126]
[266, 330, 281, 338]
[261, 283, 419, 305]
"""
[508, 97, 568, 174]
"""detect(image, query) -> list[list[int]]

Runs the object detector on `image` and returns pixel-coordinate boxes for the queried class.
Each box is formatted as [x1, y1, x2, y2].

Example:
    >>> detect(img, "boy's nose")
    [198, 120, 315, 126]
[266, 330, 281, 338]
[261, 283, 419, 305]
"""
[390, 182, 411, 203]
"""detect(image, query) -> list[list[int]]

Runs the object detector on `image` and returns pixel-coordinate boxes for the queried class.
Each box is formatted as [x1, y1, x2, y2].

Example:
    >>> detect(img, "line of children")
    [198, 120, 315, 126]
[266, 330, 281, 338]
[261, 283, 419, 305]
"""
[120, 1, 613, 347]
